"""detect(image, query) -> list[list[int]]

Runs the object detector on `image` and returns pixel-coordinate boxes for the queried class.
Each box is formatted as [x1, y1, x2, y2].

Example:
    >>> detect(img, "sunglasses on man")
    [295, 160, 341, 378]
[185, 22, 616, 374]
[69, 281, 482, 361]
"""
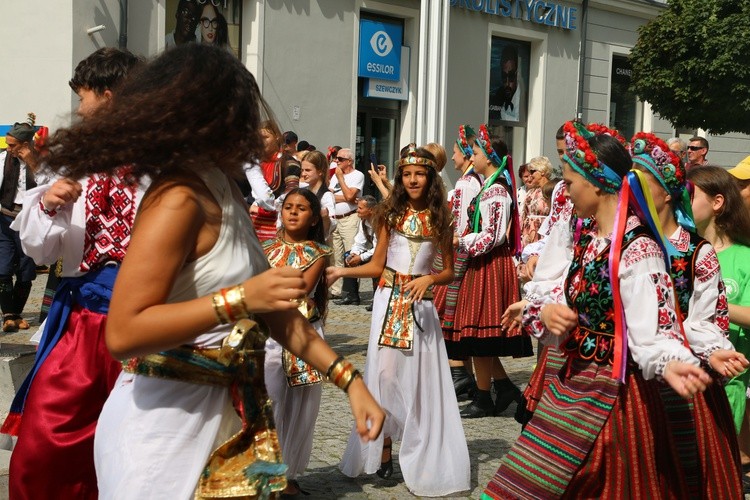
[687, 145, 705, 151]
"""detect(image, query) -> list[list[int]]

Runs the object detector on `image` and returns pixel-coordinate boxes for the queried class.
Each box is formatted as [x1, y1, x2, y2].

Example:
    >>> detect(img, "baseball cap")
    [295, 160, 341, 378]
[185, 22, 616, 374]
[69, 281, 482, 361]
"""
[728, 156, 750, 180]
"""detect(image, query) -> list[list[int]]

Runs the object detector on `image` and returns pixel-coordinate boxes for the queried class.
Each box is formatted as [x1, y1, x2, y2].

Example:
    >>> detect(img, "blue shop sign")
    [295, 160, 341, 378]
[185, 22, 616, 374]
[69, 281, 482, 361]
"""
[451, 0, 578, 31]
[358, 19, 402, 82]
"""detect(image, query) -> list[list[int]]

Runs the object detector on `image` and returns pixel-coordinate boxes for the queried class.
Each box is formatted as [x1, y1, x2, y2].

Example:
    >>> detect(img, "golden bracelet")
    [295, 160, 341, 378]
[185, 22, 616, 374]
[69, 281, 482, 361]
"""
[224, 285, 249, 320]
[326, 356, 345, 379]
[342, 369, 362, 393]
[212, 292, 230, 325]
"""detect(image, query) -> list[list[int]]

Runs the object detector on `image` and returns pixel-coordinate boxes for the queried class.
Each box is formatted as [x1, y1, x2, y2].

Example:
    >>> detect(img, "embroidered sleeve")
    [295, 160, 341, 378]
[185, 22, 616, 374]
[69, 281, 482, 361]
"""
[620, 254, 700, 380]
[39, 200, 57, 217]
[459, 184, 511, 257]
[522, 284, 568, 347]
[683, 245, 733, 362]
[523, 221, 574, 302]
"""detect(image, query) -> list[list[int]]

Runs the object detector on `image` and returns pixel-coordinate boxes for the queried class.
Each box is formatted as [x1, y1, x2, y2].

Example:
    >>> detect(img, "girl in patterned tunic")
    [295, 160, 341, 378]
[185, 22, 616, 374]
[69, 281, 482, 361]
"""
[433, 125, 482, 399]
[447, 124, 532, 419]
[483, 122, 714, 499]
[331, 146, 471, 497]
[630, 133, 746, 497]
[263, 188, 332, 497]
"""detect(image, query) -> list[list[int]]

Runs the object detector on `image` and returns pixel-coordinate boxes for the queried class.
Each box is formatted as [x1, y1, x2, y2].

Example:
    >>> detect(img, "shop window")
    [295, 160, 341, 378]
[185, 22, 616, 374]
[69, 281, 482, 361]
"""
[164, 0, 242, 57]
[609, 55, 637, 139]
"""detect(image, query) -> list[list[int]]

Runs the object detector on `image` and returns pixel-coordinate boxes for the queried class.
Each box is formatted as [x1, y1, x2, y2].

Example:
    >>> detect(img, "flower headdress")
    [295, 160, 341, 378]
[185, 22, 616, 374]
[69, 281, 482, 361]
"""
[562, 121, 627, 194]
[476, 124, 506, 170]
[397, 146, 437, 170]
[456, 125, 476, 159]
[630, 132, 694, 231]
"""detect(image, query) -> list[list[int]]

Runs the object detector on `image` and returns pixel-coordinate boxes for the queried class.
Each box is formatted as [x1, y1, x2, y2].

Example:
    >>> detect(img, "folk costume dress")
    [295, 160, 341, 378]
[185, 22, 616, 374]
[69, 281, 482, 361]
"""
[483, 215, 699, 499]
[4, 170, 146, 500]
[446, 174, 532, 358]
[657, 226, 741, 498]
[251, 152, 299, 242]
[95, 169, 286, 499]
[339, 208, 471, 497]
[262, 237, 331, 480]
[433, 163, 482, 338]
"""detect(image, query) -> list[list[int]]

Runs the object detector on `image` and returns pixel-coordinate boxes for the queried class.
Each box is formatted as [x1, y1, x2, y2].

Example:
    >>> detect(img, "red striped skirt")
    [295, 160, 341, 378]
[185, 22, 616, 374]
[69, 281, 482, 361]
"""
[434, 249, 470, 342]
[483, 358, 688, 499]
[658, 380, 741, 499]
[251, 212, 278, 242]
[445, 245, 531, 358]
[520, 346, 567, 417]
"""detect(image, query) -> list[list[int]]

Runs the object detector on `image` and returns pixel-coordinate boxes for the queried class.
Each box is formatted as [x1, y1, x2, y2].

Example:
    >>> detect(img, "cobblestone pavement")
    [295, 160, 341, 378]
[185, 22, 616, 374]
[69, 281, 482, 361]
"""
[5, 276, 535, 499]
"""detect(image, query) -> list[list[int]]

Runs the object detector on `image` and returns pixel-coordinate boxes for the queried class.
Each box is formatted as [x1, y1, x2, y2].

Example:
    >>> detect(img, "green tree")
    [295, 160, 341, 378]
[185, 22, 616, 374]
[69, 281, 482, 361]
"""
[629, 0, 750, 135]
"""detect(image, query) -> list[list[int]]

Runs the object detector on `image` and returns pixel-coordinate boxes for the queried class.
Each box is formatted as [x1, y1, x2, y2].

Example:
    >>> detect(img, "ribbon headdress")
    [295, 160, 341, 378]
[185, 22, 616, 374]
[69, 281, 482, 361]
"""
[630, 132, 695, 232]
[562, 121, 627, 194]
[473, 124, 521, 254]
[456, 125, 476, 159]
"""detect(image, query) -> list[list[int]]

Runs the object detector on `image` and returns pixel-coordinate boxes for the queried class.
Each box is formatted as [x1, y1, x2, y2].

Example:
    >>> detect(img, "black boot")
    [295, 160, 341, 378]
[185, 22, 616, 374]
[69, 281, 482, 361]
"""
[460, 389, 494, 418]
[451, 366, 477, 400]
[514, 395, 533, 426]
[493, 377, 522, 415]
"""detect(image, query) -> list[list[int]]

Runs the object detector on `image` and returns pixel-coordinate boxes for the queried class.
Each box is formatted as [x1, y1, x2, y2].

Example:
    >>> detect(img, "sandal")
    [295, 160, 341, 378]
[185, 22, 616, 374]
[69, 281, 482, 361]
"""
[376, 440, 393, 479]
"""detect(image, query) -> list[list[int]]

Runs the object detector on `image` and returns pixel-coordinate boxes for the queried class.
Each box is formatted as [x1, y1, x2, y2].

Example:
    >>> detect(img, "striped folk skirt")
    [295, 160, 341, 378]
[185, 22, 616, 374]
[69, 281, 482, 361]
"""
[445, 244, 532, 358]
[483, 358, 689, 499]
[251, 211, 278, 242]
[658, 380, 742, 499]
[517, 346, 567, 424]
[433, 249, 470, 348]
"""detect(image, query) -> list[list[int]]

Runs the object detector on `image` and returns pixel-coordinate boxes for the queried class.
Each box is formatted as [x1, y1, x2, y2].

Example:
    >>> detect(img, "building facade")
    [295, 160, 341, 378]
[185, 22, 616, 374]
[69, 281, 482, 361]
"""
[3, 0, 747, 185]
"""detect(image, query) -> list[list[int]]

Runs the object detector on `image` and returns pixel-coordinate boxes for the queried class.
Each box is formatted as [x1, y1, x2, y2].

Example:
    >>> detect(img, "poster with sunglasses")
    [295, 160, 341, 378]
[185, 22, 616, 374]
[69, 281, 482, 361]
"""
[488, 37, 530, 126]
[164, 0, 241, 57]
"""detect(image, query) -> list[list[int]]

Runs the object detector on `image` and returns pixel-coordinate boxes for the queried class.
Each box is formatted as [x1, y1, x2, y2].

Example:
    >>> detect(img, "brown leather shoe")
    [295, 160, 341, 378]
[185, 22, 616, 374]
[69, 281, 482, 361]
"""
[2, 319, 18, 333]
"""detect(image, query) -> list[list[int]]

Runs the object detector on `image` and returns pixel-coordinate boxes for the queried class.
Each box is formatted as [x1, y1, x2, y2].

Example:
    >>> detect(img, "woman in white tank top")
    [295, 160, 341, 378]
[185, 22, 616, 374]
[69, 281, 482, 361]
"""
[42, 44, 384, 500]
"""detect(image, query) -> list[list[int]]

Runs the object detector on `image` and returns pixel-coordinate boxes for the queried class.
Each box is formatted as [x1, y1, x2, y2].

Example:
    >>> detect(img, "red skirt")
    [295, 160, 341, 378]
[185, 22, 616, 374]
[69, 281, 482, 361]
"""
[251, 212, 278, 242]
[517, 346, 567, 424]
[8, 306, 122, 500]
[484, 359, 689, 499]
[445, 244, 531, 358]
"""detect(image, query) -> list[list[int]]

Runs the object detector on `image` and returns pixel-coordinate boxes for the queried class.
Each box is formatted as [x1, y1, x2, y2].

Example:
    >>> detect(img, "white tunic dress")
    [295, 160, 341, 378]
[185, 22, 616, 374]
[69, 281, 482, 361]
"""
[339, 222, 471, 497]
[93, 170, 270, 499]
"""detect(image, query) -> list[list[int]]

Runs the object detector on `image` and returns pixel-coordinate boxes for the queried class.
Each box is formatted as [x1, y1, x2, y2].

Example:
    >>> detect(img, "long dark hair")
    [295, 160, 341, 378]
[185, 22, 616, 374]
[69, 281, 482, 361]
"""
[374, 147, 452, 256]
[45, 44, 267, 181]
[588, 134, 632, 178]
[687, 166, 750, 247]
[281, 188, 328, 320]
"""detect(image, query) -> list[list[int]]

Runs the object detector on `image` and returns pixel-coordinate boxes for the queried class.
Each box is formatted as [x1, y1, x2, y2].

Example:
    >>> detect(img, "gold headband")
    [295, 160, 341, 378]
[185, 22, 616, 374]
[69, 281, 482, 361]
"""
[397, 147, 437, 170]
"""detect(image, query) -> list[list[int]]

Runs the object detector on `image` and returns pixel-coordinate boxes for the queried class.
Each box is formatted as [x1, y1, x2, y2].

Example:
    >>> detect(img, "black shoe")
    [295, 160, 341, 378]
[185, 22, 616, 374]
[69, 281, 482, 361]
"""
[514, 395, 533, 426]
[334, 296, 360, 306]
[376, 442, 393, 479]
[493, 378, 522, 415]
[451, 366, 477, 401]
[460, 390, 494, 418]
[365, 304, 373, 312]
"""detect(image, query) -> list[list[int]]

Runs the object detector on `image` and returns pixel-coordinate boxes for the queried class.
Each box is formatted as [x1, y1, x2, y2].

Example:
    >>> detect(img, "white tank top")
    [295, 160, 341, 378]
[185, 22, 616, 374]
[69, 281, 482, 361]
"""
[167, 168, 270, 348]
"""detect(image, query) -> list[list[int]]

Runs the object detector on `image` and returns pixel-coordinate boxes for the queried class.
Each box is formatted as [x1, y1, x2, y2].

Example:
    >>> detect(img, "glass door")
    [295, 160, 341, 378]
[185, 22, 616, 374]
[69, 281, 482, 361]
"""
[356, 108, 399, 199]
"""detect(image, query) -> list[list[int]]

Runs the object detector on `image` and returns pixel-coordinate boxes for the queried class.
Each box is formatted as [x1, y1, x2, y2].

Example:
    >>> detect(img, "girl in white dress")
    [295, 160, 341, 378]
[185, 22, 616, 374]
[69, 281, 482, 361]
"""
[262, 188, 332, 496]
[329, 146, 471, 497]
[41, 43, 384, 500]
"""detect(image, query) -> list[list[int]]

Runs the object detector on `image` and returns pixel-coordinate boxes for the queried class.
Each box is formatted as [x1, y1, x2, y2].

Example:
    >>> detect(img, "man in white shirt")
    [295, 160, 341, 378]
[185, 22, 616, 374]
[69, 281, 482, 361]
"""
[329, 148, 365, 299]
[338, 195, 378, 307]
[0, 119, 45, 332]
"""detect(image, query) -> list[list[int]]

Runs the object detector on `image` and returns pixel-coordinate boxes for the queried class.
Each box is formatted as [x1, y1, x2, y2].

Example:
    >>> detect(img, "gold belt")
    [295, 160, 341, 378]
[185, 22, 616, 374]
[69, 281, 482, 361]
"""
[124, 318, 286, 498]
[378, 267, 433, 351]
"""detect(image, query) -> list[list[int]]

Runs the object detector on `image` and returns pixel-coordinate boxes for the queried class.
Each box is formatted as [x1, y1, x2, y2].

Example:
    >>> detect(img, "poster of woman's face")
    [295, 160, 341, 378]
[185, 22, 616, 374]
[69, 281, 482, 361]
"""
[165, 0, 240, 57]
[488, 37, 530, 126]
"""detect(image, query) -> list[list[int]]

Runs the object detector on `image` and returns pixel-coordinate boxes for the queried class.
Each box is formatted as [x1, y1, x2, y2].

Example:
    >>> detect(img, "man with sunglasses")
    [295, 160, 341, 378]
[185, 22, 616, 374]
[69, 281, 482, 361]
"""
[329, 148, 365, 302]
[165, 0, 200, 48]
[687, 136, 709, 169]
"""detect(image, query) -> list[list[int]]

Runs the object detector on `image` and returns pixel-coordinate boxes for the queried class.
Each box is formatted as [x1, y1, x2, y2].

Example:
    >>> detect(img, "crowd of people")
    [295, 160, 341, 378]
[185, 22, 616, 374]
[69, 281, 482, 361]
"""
[3, 43, 750, 499]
